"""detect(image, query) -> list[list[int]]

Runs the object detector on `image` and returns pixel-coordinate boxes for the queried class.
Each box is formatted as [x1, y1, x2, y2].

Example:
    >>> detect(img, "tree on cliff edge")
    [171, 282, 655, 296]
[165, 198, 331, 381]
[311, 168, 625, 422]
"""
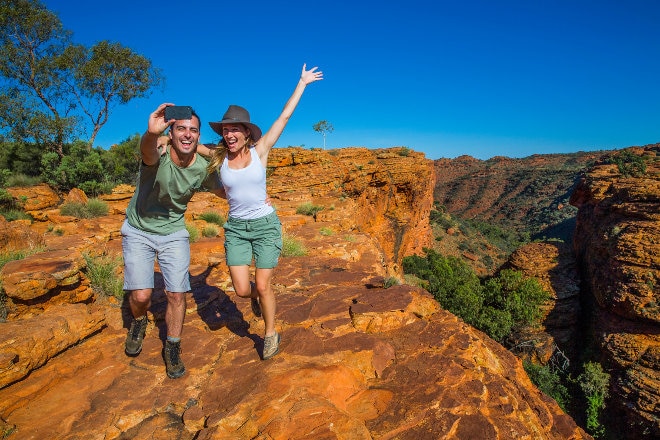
[0, 0, 162, 155]
[313, 120, 334, 149]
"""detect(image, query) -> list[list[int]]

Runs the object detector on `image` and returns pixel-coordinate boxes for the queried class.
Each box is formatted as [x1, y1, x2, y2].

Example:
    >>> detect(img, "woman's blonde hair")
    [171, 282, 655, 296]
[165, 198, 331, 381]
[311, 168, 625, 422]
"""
[206, 127, 255, 174]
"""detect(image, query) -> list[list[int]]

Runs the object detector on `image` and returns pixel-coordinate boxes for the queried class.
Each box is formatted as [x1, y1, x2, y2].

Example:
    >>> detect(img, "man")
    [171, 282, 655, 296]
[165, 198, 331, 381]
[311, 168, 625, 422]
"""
[121, 103, 224, 379]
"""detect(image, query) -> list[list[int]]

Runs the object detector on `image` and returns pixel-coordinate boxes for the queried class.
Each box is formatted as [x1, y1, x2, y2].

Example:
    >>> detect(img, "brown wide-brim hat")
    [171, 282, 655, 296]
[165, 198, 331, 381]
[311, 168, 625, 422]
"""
[209, 105, 262, 142]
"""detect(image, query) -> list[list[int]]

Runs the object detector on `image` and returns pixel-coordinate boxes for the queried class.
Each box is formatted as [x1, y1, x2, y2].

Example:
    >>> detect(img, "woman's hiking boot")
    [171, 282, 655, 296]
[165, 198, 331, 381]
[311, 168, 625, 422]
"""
[262, 332, 280, 360]
[125, 315, 148, 356]
[163, 340, 186, 379]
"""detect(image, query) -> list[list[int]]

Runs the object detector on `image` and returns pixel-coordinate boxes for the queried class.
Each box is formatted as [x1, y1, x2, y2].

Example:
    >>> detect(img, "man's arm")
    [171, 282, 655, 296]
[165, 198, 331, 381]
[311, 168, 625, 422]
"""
[141, 103, 175, 166]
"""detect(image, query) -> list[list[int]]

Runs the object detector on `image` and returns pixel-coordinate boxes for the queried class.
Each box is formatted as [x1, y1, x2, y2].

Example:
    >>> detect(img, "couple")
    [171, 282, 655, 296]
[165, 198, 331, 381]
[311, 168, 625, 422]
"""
[121, 64, 323, 379]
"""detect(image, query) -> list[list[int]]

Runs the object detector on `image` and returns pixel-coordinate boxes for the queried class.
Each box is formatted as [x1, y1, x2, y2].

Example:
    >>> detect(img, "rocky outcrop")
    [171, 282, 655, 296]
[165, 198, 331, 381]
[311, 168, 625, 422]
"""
[268, 147, 434, 273]
[570, 145, 660, 439]
[504, 242, 582, 364]
[0, 147, 589, 439]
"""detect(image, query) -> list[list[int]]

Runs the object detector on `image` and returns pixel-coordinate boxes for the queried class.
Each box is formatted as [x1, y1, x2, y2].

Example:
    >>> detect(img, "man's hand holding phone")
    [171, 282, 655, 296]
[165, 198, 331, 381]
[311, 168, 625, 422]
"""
[164, 105, 193, 121]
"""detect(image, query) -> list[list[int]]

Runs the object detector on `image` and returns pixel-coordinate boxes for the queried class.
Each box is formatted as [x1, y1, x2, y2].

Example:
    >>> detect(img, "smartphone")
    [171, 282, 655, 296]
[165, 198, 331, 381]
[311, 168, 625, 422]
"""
[164, 105, 193, 121]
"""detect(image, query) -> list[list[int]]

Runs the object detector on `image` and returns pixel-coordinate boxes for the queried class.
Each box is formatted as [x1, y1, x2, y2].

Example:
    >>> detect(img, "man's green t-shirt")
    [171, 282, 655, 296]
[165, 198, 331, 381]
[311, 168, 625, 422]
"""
[126, 150, 221, 235]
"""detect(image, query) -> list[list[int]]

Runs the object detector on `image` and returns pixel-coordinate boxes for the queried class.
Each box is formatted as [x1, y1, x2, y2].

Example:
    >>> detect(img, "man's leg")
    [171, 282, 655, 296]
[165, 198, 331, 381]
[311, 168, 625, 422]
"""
[125, 289, 152, 356]
[121, 220, 156, 356]
[157, 229, 191, 379]
[164, 290, 186, 339]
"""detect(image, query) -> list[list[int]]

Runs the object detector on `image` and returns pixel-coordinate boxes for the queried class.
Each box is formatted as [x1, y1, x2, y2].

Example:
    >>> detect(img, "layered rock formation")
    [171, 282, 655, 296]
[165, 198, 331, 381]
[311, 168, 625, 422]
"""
[504, 242, 582, 365]
[570, 145, 660, 439]
[0, 147, 589, 439]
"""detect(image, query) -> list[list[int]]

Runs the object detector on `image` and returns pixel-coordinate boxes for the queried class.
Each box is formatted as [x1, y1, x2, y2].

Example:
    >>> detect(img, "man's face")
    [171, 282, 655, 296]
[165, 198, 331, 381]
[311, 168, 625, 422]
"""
[169, 116, 200, 156]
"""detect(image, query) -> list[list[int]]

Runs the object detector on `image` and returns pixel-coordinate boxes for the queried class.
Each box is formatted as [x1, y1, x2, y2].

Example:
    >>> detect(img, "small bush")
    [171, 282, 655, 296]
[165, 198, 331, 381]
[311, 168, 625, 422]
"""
[202, 225, 219, 237]
[523, 360, 570, 412]
[383, 276, 400, 288]
[83, 253, 124, 299]
[186, 223, 200, 243]
[60, 198, 109, 219]
[578, 362, 610, 438]
[281, 233, 306, 257]
[199, 211, 225, 226]
[319, 227, 334, 236]
[4, 173, 41, 187]
[1, 209, 32, 222]
[296, 202, 324, 217]
[607, 150, 647, 177]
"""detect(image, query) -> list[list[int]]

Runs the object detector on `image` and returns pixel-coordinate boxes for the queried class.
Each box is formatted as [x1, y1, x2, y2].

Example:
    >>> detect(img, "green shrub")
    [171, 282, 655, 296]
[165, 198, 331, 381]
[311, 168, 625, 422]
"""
[4, 173, 41, 187]
[83, 253, 124, 299]
[202, 225, 218, 237]
[186, 223, 200, 243]
[319, 227, 334, 236]
[199, 211, 225, 226]
[296, 202, 324, 217]
[383, 276, 400, 288]
[523, 360, 570, 412]
[607, 150, 647, 177]
[578, 362, 610, 438]
[281, 233, 306, 257]
[1, 209, 32, 222]
[402, 249, 549, 343]
[60, 198, 109, 219]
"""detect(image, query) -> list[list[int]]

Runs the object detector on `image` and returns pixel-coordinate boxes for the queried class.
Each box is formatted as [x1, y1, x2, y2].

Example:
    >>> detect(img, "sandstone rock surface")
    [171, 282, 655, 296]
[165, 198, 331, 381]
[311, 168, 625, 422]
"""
[570, 146, 660, 438]
[0, 147, 589, 439]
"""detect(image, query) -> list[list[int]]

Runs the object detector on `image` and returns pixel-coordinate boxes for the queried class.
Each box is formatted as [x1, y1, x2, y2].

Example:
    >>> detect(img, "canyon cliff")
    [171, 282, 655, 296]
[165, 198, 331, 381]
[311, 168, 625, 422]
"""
[570, 145, 659, 439]
[0, 147, 589, 439]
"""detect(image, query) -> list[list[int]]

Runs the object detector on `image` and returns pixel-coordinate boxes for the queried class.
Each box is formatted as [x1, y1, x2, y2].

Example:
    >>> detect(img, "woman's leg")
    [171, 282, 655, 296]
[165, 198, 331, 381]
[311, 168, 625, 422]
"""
[254, 267, 276, 336]
[229, 265, 253, 298]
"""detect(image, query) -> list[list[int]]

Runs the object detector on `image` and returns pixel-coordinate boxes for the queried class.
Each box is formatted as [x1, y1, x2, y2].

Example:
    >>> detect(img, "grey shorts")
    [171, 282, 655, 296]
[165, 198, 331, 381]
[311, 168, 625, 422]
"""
[121, 219, 191, 293]
[223, 211, 282, 269]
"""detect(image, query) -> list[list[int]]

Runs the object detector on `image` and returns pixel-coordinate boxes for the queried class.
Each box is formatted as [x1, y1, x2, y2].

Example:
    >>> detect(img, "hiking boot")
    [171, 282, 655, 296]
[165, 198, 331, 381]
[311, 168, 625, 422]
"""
[163, 340, 186, 379]
[251, 297, 262, 318]
[125, 315, 148, 356]
[262, 332, 280, 360]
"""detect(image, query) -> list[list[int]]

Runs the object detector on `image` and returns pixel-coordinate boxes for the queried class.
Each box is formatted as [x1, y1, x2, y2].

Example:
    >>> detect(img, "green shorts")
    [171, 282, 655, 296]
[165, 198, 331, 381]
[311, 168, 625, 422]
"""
[223, 211, 282, 268]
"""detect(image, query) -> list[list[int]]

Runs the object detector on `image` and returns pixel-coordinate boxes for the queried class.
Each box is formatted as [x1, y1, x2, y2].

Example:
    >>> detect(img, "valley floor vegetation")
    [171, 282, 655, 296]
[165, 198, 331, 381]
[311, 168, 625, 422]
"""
[403, 248, 611, 438]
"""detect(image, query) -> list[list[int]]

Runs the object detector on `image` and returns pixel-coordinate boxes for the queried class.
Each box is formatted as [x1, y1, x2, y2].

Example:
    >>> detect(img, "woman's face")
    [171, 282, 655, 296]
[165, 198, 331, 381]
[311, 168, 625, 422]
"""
[222, 124, 250, 152]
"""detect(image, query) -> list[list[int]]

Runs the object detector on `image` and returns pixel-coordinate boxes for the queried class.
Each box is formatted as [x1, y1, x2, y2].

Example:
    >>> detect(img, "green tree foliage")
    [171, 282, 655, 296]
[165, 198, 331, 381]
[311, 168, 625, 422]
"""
[312, 120, 334, 149]
[578, 362, 610, 438]
[607, 149, 647, 177]
[61, 41, 163, 147]
[0, 139, 43, 177]
[402, 249, 550, 343]
[0, 0, 162, 168]
[99, 134, 141, 184]
[41, 141, 106, 193]
[523, 360, 570, 412]
[0, 0, 79, 156]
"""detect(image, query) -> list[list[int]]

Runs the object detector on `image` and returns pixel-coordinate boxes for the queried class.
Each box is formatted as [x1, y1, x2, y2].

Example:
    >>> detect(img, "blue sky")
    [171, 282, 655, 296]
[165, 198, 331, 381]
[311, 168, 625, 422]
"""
[42, 0, 660, 160]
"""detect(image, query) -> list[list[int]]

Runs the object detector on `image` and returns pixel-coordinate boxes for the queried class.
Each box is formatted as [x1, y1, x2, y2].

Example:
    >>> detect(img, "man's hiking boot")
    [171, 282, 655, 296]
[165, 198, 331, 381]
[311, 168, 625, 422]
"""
[163, 340, 186, 379]
[251, 297, 262, 318]
[262, 332, 280, 360]
[125, 315, 148, 356]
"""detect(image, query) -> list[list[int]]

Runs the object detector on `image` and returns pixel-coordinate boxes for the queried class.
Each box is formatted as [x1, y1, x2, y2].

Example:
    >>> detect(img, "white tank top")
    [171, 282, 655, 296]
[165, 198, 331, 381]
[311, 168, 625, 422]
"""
[220, 147, 274, 219]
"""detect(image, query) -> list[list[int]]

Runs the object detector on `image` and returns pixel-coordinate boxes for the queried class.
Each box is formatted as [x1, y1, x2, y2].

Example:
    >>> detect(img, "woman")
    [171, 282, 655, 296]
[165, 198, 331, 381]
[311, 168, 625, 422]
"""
[203, 64, 323, 359]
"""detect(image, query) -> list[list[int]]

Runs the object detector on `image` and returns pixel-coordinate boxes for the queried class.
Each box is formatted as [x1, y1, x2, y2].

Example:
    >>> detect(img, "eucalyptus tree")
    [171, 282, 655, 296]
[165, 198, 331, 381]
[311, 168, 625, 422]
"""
[312, 120, 334, 149]
[0, 0, 163, 158]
